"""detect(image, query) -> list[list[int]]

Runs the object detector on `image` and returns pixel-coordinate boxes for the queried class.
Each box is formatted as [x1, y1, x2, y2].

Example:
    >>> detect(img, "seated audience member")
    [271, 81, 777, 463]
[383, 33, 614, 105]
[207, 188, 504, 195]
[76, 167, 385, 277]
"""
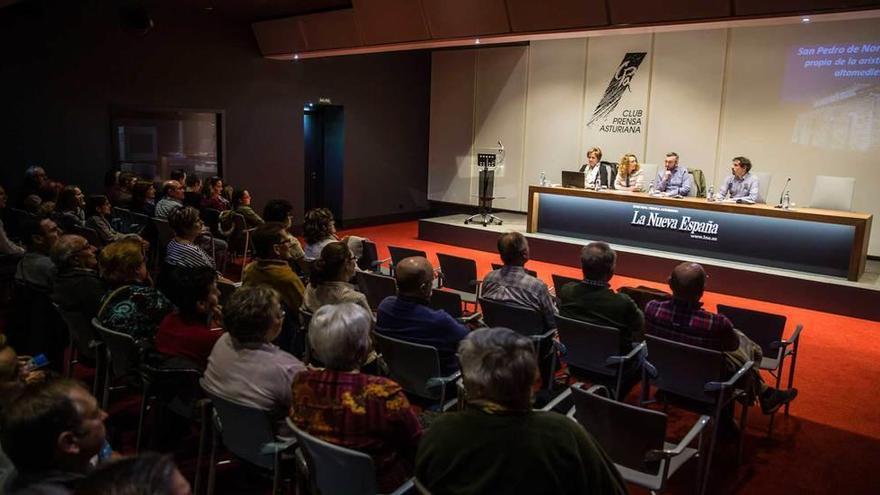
[155, 266, 223, 369]
[559, 242, 644, 355]
[291, 303, 422, 493]
[21, 194, 43, 215]
[51, 234, 105, 321]
[182, 175, 202, 209]
[109, 172, 136, 207]
[1, 378, 109, 493]
[98, 238, 172, 342]
[715, 156, 759, 202]
[201, 286, 305, 429]
[645, 263, 798, 417]
[0, 185, 25, 256]
[130, 181, 157, 217]
[0, 334, 47, 399]
[302, 207, 366, 261]
[376, 256, 469, 375]
[166, 207, 215, 269]
[169, 168, 187, 187]
[262, 199, 294, 228]
[302, 241, 370, 315]
[654, 152, 692, 196]
[481, 232, 556, 330]
[231, 188, 264, 228]
[154, 180, 185, 219]
[53, 185, 86, 231]
[614, 153, 645, 192]
[21, 165, 56, 203]
[73, 453, 191, 495]
[85, 195, 124, 244]
[242, 223, 306, 313]
[14, 216, 61, 293]
[415, 327, 627, 495]
[201, 176, 230, 211]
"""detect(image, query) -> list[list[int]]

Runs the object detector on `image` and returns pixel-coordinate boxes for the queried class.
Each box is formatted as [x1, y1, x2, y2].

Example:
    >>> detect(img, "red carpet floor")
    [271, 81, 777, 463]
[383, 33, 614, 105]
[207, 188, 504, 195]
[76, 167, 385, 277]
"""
[343, 220, 880, 495]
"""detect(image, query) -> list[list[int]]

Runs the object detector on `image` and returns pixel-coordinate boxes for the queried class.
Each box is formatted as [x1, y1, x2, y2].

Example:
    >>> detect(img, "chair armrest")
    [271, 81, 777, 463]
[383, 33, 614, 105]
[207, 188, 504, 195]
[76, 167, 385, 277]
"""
[261, 436, 298, 456]
[389, 478, 415, 495]
[458, 312, 483, 325]
[427, 371, 462, 389]
[371, 257, 392, 269]
[705, 360, 754, 392]
[605, 341, 646, 365]
[531, 329, 557, 341]
[539, 387, 572, 411]
[647, 415, 711, 460]
[782, 323, 803, 348]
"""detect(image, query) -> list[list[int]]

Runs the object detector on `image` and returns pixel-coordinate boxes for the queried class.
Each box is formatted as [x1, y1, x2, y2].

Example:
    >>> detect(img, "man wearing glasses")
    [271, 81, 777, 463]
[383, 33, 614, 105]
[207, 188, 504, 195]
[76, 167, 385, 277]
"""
[242, 222, 307, 318]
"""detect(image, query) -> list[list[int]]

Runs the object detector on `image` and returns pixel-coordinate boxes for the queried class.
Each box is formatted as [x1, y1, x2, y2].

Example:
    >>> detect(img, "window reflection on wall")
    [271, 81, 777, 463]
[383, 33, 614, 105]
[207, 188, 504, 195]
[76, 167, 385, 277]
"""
[111, 108, 223, 179]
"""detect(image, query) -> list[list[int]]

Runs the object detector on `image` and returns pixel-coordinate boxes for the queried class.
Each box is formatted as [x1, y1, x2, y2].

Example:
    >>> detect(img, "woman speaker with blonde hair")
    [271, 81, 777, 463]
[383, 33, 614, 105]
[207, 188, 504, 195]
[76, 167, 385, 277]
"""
[615, 153, 645, 192]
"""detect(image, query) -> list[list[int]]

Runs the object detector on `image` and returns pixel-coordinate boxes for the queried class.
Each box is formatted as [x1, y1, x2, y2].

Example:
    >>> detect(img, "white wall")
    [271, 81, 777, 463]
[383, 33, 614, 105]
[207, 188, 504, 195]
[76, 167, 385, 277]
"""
[428, 18, 880, 255]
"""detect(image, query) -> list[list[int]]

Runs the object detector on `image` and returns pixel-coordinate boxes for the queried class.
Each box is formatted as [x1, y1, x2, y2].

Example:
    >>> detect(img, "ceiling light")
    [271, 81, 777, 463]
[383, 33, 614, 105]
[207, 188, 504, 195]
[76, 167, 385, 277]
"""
[475, 39, 481, 45]
[294, 54, 299, 60]
[801, 17, 811, 23]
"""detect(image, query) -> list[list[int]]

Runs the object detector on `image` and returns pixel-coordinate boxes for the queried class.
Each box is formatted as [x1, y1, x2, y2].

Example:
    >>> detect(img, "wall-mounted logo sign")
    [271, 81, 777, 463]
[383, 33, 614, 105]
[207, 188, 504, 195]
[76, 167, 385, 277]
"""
[587, 52, 648, 134]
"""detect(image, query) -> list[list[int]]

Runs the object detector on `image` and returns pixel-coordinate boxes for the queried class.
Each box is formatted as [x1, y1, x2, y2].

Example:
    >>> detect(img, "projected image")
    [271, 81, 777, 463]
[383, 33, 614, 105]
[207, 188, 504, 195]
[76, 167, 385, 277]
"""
[785, 42, 880, 152]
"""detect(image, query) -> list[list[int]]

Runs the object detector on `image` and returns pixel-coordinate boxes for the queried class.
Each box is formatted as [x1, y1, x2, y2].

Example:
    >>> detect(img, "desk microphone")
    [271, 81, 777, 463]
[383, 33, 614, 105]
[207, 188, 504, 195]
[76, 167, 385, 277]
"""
[775, 177, 792, 208]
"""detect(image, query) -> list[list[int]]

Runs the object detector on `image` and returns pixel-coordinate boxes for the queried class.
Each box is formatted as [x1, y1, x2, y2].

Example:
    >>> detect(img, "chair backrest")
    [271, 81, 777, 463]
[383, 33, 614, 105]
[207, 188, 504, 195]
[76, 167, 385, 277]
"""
[373, 331, 444, 400]
[355, 271, 397, 311]
[645, 335, 726, 404]
[554, 315, 621, 376]
[490, 263, 538, 278]
[716, 304, 786, 359]
[810, 175, 856, 211]
[429, 289, 462, 318]
[289, 422, 377, 495]
[479, 297, 545, 336]
[752, 172, 772, 204]
[571, 386, 667, 474]
[686, 173, 698, 197]
[357, 240, 380, 272]
[436, 253, 477, 294]
[152, 218, 174, 251]
[387, 245, 427, 271]
[200, 208, 222, 237]
[91, 318, 140, 379]
[551, 274, 580, 295]
[640, 163, 659, 186]
[618, 286, 671, 312]
[54, 304, 100, 359]
[71, 225, 102, 248]
[203, 390, 279, 470]
[142, 359, 204, 419]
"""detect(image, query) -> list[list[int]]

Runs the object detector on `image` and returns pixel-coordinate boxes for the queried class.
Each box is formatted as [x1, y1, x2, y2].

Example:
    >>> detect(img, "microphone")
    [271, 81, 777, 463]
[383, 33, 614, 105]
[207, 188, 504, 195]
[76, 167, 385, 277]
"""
[775, 177, 792, 208]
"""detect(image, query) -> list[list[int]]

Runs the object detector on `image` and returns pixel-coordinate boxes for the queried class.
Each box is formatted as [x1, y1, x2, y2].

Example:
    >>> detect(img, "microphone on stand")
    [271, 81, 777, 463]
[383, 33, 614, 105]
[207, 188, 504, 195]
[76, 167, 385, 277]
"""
[775, 177, 792, 208]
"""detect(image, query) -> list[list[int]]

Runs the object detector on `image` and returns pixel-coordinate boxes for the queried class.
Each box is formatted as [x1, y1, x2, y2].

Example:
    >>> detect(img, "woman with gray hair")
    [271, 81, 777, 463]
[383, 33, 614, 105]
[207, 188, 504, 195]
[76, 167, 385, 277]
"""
[289, 302, 422, 493]
[416, 327, 627, 495]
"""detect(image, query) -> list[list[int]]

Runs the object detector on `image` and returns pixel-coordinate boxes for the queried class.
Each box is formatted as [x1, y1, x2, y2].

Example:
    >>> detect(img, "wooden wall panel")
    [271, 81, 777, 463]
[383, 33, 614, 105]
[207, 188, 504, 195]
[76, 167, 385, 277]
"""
[608, 0, 732, 25]
[252, 17, 307, 55]
[352, 0, 430, 45]
[298, 9, 361, 51]
[735, 0, 880, 16]
[421, 0, 510, 38]
[506, 0, 607, 32]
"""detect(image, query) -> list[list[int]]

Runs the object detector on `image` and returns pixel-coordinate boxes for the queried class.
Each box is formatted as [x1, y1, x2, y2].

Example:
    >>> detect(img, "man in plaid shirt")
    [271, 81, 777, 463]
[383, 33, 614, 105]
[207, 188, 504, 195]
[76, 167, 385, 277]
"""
[481, 232, 557, 331]
[645, 262, 797, 416]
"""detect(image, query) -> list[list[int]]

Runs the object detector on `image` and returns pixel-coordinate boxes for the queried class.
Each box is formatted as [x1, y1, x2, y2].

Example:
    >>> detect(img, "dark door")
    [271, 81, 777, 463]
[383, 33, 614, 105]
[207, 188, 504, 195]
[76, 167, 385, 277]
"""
[303, 104, 344, 224]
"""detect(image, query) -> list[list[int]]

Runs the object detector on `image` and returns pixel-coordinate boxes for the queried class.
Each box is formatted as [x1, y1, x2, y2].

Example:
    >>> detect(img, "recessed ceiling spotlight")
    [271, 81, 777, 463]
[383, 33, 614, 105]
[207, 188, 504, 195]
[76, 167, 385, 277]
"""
[801, 17, 811, 23]
[294, 54, 299, 60]
[475, 39, 481, 45]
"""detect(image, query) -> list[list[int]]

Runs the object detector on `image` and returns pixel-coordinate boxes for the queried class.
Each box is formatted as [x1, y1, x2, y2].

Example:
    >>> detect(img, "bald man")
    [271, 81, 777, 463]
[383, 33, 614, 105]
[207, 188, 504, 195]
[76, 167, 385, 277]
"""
[376, 257, 469, 375]
[645, 263, 797, 419]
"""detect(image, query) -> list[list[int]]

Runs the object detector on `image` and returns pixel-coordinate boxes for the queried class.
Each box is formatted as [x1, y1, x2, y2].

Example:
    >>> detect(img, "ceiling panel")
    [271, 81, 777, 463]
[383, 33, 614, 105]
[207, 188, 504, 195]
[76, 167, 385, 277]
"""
[735, 0, 880, 16]
[421, 0, 510, 38]
[352, 0, 430, 45]
[252, 17, 307, 56]
[506, 0, 608, 31]
[299, 9, 362, 51]
[609, 0, 732, 25]
[209, 0, 351, 22]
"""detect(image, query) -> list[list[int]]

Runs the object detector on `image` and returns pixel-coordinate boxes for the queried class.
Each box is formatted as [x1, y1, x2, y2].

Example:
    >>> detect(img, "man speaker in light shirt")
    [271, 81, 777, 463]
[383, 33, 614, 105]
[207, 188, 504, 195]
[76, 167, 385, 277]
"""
[715, 156, 760, 203]
[655, 151, 692, 196]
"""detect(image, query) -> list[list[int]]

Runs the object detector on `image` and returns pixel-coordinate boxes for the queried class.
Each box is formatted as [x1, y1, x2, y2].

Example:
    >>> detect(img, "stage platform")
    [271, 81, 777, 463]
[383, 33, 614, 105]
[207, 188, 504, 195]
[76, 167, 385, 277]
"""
[418, 212, 880, 321]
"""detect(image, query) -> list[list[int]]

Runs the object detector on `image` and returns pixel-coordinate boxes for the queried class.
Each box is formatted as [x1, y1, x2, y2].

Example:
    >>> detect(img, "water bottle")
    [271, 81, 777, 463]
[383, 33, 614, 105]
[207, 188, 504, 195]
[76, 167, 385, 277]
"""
[707, 184, 715, 202]
[539, 171, 547, 187]
[782, 191, 791, 209]
[647, 180, 655, 195]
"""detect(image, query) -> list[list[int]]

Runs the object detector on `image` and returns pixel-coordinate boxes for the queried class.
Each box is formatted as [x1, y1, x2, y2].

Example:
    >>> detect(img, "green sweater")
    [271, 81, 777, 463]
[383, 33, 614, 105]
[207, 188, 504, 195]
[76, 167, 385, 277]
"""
[558, 282, 644, 355]
[416, 408, 628, 495]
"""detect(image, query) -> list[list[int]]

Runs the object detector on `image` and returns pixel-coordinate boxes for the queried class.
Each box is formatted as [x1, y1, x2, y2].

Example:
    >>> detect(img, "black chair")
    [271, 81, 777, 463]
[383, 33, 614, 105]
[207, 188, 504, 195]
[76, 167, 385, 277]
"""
[387, 245, 427, 274]
[200, 208, 223, 238]
[298, 307, 315, 364]
[91, 318, 143, 409]
[355, 271, 397, 311]
[151, 217, 175, 269]
[70, 225, 102, 249]
[357, 239, 390, 274]
[52, 302, 103, 394]
[430, 289, 463, 318]
[565, 384, 709, 495]
[7, 281, 68, 374]
[642, 335, 754, 492]
[373, 331, 460, 411]
[551, 274, 579, 297]
[226, 212, 256, 278]
[490, 263, 537, 278]
[717, 304, 803, 432]
[554, 314, 645, 400]
[436, 252, 479, 307]
[138, 357, 205, 454]
[619, 286, 672, 312]
[479, 297, 557, 391]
